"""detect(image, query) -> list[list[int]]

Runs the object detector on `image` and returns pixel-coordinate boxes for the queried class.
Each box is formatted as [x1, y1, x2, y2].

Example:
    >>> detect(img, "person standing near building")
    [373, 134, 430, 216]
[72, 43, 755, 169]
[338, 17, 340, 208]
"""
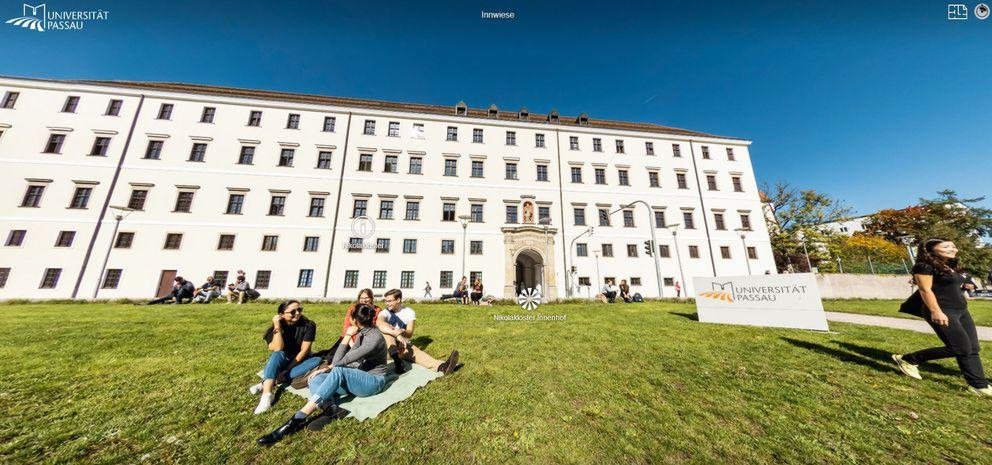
[674, 281, 682, 298]
[891, 239, 991, 397]
[424, 281, 432, 299]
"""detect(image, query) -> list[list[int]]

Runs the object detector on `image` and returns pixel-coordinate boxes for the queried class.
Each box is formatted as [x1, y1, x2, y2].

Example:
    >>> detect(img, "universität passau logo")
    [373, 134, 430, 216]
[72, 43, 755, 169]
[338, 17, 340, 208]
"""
[697, 280, 811, 303]
[6, 4, 109, 32]
[699, 282, 735, 302]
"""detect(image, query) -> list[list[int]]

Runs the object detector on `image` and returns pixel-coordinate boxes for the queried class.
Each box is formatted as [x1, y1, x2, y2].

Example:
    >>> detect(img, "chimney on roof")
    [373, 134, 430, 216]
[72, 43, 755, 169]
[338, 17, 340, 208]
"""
[488, 104, 499, 118]
[455, 101, 467, 116]
[577, 113, 589, 126]
[548, 109, 559, 124]
[518, 107, 529, 120]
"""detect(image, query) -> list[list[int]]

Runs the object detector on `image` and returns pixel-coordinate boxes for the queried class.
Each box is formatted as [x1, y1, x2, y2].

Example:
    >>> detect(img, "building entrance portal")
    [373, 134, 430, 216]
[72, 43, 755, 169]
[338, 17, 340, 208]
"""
[502, 225, 558, 300]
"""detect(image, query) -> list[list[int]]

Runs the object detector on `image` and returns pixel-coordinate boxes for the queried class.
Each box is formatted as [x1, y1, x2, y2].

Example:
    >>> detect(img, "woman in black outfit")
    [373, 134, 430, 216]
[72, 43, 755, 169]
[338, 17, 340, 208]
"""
[892, 238, 991, 397]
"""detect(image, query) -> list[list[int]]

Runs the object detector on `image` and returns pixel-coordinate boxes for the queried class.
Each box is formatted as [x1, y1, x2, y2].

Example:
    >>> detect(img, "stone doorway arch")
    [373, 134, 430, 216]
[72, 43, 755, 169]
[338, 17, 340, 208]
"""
[502, 226, 558, 300]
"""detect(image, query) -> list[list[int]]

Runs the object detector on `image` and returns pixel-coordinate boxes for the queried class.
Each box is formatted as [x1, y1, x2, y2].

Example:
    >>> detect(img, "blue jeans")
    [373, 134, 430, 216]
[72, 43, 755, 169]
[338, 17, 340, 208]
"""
[262, 351, 321, 381]
[308, 367, 386, 407]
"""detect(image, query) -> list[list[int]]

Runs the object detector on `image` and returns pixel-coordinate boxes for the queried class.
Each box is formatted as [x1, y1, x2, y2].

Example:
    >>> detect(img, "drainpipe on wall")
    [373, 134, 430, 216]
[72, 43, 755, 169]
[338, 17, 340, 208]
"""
[322, 112, 354, 298]
[687, 139, 718, 277]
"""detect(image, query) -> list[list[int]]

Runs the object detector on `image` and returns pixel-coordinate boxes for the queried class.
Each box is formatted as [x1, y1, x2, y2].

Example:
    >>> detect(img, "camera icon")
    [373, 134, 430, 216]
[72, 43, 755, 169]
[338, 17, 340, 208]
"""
[977, 3, 990, 20]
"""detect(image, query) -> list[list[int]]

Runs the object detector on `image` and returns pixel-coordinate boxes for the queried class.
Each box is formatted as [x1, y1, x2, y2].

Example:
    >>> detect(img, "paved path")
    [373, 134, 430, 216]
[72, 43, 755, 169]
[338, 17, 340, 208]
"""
[825, 312, 992, 341]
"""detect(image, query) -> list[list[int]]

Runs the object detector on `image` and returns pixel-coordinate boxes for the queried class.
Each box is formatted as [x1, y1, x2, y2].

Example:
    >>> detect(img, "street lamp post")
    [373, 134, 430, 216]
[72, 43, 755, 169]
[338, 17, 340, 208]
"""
[593, 249, 601, 292]
[897, 235, 915, 263]
[458, 215, 471, 280]
[566, 226, 594, 298]
[666, 223, 687, 300]
[93, 206, 134, 299]
[799, 237, 813, 272]
[735, 227, 752, 275]
[836, 257, 843, 274]
[619, 201, 664, 298]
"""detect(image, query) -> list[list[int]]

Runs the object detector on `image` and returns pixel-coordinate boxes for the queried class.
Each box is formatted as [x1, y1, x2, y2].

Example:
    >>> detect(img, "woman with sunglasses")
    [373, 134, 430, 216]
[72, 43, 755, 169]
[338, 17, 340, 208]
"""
[257, 304, 388, 445]
[249, 300, 322, 414]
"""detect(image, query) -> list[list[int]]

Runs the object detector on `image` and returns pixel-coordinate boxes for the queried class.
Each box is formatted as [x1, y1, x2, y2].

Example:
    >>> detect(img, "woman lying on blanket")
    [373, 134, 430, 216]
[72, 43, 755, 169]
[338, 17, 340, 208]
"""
[250, 300, 321, 415]
[257, 304, 389, 446]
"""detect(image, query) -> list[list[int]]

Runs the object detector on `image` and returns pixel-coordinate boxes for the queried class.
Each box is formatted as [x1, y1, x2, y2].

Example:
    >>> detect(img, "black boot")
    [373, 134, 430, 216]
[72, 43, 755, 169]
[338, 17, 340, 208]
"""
[392, 352, 407, 374]
[256, 415, 307, 446]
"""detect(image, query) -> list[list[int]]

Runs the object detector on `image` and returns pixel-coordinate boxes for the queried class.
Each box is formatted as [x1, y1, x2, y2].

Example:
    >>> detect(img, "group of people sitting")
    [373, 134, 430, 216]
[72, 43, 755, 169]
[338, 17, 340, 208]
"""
[600, 278, 637, 303]
[145, 270, 261, 305]
[437, 276, 487, 305]
[250, 288, 460, 446]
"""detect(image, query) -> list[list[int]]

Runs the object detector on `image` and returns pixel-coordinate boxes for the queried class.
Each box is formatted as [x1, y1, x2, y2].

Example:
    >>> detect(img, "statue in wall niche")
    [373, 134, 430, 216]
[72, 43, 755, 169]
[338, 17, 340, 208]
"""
[523, 201, 534, 224]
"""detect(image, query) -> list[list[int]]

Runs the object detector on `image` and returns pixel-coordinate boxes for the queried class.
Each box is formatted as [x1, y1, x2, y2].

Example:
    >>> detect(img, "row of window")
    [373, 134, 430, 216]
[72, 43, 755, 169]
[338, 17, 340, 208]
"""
[574, 242, 758, 260]
[576, 208, 752, 231]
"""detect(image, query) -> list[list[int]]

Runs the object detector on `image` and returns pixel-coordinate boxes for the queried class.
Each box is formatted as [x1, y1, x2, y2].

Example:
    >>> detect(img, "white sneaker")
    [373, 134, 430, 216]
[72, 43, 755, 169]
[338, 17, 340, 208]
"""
[891, 354, 922, 380]
[968, 386, 992, 397]
[253, 393, 273, 414]
[248, 382, 263, 395]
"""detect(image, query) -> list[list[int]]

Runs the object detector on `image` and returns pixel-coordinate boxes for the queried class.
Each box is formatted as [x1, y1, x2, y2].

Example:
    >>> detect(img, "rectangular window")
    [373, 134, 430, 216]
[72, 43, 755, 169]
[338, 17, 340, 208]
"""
[471, 160, 484, 178]
[40, 268, 62, 289]
[595, 168, 606, 185]
[69, 187, 92, 209]
[255, 270, 271, 289]
[676, 173, 688, 189]
[440, 271, 453, 288]
[412, 123, 427, 139]
[225, 194, 244, 215]
[576, 243, 588, 257]
[714, 213, 726, 230]
[616, 140, 625, 153]
[409, 157, 423, 174]
[441, 240, 455, 254]
[631, 277, 642, 286]
[672, 144, 682, 157]
[174, 191, 194, 212]
[645, 142, 655, 155]
[446, 126, 458, 141]
[471, 204, 483, 223]
[444, 159, 457, 176]
[185, 143, 207, 162]
[309, 197, 325, 217]
[261, 235, 279, 251]
[200, 107, 215, 123]
[6, 229, 26, 246]
[720, 246, 731, 259]
[405, 201, 420, 220]
[323, 116, 336, 132]
[210, 271, 227, 288]
[535, 133, 545, 148]
[654, 210, 666, 228]
[573, 208, 586, 226]
[269, 196, 286, 216]
[536, 164, 548, 182]
[740, 214, 752, 230]
[602, 244, 614, 257]
[378, 200, 393, 219]
[157, 103, 173, 120]
[538, 206, 550, 222]
[343, 270, 359, 288]
[505, 163, 518, 180]
[372, 270, 387, 288]
[61, 96, 80, 113]
[627, 244, 638, 257]
[401, 271, 415, 289]
[238, 146, 255, 165]
[592, 138, 602, 152]
[403, 238, 417, 253]
[388, 121, 400, 137]
[623, 210, 635, 228]
[317, 151, 333, 169]
[648, 171, 660, 188]
[683, 211, 695, 229]
[747, 247, 758, 259]
[298, 269, 314, 288]
[470, 240, 483, 255]
[303, 236, 320, 252]
[55, 231, 75, 247]
[706, 175, 718, 191]
[689, 245, 700, 258]
[248, 110, 262, 127]
[353, 199, 368, 217]
[472, 128, 483, 143]
[578, 277, 591, 286]
[727, 147, 735, 160]
[217, 234, 235, 250]
[659, 245, 671, 258]
[114, 232, 134, 249]
[164, 233, 183, 250]
[384, 155, 398, 173]
[286, 113, 300, 129]
[506, 205, 518, 223]
[702, 146, 711, 159]
[144, 140, 163, 159]
[506, 131, 516, 145]
[376, 238, 390, 253]
[569, 136, 579, 150]
[618, 170, 629, 186]
[106, 99, 123, 116]
[88, 137, 112, 156]
[277, 148, 295, 167]
[442, 203, 456, 222]
[349, 237, 363, 252]
[1, 91, 20, 109]
[126, 189, 147, 210]
[470, 271, 483, 286]
[598, 208, 610, 226]
[100, 269, 121, 289]
[732, 176, 744, 192]
[363, 120, 375, 135]
[21, 185, 45, 207]
[358, 154, 373, 172]
[571, 167, 582, 183]
[44, 134, 66, 154]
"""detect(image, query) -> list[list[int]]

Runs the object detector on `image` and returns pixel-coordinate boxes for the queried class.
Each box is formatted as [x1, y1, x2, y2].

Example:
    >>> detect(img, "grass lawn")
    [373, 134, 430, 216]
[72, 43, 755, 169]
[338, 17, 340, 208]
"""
[823, 299, 992, 327]
[2, 300, 991, 464]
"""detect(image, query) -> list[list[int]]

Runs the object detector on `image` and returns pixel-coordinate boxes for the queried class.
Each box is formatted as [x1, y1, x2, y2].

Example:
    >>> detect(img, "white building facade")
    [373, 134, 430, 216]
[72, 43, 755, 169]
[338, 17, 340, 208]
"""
[0, 76, 775, 300]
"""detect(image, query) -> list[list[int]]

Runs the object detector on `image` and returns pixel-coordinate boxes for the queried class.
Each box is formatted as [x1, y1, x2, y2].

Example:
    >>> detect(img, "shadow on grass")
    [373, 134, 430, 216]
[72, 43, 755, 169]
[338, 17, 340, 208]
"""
[782, 337, 894, 374]
[835, 341, 961, 377]
[671, 312, 698, 321]
[411, 336, 433, 349]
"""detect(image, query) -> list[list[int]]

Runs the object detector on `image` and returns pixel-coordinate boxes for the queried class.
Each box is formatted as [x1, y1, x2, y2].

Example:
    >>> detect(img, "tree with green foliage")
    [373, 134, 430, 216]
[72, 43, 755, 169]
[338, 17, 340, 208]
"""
[761, 182, 852, 272]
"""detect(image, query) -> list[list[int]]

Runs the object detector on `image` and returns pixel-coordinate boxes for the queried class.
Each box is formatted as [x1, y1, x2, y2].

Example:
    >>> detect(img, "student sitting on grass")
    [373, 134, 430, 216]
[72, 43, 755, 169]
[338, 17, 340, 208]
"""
[192, 276, 221, 303]
[377, 288, 458, 375]
[146, 276, 195, 305]
[619, 279, 632, 303]
[340, 288, 381, 343]
[250, 300, 322, 414]
[227, 275, 260, 304]
[470, 278, 484, 305]
[257, 304, 388, 445]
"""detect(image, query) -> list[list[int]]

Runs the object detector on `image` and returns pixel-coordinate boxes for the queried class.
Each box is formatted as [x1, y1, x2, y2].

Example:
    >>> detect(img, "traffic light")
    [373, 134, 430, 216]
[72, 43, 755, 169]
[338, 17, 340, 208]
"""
[644, 240, 654, 256]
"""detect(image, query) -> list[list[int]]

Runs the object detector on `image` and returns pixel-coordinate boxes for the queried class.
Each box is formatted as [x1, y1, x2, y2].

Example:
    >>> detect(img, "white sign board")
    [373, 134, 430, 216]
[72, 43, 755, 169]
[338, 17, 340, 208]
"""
[693, 273, 829, 331]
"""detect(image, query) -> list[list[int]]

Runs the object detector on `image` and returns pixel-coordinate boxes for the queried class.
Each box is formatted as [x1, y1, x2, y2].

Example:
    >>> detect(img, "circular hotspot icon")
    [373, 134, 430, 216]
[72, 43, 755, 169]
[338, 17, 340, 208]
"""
[518, 287, 542, 311]
[351, 216, 375, 238]
[977, 3, 990, 20]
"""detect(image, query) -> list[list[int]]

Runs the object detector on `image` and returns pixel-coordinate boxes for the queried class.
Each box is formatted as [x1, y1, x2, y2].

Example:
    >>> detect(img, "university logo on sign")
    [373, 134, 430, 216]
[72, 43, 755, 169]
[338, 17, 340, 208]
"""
[6, 4, 46, 31]
[693, 273, 829, 331]
[699, 282, 735, 302]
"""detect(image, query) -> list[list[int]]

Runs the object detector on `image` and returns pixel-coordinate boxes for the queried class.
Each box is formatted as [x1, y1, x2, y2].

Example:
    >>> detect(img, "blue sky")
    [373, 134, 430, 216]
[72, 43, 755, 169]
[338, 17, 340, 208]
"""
[1, 0, 989, 215]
